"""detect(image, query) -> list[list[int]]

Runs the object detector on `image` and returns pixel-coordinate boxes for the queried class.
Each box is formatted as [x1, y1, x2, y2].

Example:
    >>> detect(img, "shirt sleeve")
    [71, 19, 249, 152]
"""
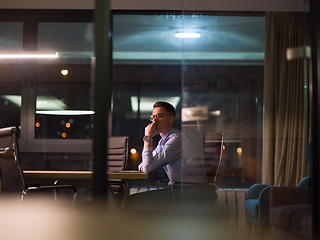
[139, 133, 181, 173]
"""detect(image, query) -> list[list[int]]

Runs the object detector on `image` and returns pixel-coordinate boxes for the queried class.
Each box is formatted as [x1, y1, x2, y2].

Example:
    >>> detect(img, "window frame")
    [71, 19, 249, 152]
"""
[0, 10, 94, 153]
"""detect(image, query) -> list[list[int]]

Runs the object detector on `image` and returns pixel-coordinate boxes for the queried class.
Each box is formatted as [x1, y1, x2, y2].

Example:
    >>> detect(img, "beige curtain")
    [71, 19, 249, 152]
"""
[262, 12, 309, 186]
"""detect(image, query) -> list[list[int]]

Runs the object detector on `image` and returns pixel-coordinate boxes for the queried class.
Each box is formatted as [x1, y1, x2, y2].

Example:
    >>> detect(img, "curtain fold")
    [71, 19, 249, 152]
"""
[262, 12, 309, 186]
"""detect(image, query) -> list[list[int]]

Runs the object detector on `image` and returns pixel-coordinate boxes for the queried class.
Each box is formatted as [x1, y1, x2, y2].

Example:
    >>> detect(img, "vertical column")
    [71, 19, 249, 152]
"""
[92, 0, 112, 200]
[311, 0, 320, 238]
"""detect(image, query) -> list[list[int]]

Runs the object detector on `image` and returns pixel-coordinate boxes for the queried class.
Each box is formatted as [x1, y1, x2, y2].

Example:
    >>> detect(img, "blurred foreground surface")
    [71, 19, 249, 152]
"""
[0, 196, 273, 240]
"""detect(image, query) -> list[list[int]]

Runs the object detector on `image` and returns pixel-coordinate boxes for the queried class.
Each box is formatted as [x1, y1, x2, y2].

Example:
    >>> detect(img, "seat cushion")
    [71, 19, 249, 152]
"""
[291, 205, 312, 239]
[270, 204, 311, 230]
[245, 199, 259, 218]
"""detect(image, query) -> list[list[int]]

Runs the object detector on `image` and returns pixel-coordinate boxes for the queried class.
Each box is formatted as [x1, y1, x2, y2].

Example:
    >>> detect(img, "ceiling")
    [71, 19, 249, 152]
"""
[112, 14, 265, 64]
[0, 13, 265, 65]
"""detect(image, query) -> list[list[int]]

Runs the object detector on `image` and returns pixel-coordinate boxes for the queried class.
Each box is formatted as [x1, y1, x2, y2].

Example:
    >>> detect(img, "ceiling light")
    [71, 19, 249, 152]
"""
[181, 106, 208, 122]
[36, 110, 95, 115]
[175, 32, 201, 38]
[131, 96, 180, 113]
[0, 52, 59, 59]
[2, 95, 66, 110]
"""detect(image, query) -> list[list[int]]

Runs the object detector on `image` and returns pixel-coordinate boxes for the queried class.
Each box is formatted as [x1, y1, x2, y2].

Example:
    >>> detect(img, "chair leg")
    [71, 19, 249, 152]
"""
[245, 221, 253, 236]
[20, 190, 27, 201]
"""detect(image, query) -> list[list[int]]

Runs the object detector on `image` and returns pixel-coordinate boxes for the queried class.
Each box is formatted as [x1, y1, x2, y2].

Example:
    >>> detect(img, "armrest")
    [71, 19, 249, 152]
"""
[246, 183, 272, 199]
[258, 186, 274, 218]
[269, 186, 312, 208]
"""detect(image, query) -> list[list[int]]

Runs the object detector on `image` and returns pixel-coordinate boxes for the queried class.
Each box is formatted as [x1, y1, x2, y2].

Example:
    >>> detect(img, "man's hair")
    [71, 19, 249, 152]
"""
[153, 101, 176, 117]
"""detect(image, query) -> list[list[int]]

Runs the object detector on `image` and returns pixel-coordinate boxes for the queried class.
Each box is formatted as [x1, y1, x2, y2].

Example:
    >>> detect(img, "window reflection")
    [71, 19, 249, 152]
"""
[35, 22, 94, 139]
[0, 22, 23, 51]
[35, 63, 93, 139]
[0, 22, 23, 129]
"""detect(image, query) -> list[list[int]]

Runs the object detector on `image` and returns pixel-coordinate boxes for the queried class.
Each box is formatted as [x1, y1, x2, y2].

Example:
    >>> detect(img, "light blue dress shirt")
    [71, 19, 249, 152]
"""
[138, 128, 205, 185]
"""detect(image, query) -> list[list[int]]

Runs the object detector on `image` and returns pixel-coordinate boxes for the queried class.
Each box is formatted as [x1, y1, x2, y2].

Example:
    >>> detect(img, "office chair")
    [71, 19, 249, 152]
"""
[0, 126, 77, 204]
[107, 136, 129, 203]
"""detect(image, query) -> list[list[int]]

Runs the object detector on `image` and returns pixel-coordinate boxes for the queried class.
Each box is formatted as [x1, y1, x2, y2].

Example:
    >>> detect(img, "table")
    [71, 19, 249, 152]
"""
[23, 170, 148, 180]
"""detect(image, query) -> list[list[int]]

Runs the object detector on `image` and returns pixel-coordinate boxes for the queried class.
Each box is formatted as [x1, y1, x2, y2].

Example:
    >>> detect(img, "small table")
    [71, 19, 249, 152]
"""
[23, 170, 148, 180]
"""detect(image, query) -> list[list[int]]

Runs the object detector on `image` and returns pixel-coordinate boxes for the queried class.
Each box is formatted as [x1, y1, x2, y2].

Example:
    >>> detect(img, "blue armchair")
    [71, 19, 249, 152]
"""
[245, 184, 274, 231]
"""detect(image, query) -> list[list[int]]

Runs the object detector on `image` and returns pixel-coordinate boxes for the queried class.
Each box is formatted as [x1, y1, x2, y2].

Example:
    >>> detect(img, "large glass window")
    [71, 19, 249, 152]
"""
[0, 22, 23, 129]
[0, 12, 265, 186]
[0, 22, 23, 51]
[36, 22, 94, 139]
[112, 13, 264, 187]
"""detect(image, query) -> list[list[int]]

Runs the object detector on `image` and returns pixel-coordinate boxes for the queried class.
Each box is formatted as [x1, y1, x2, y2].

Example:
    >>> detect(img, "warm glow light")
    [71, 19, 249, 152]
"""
[130, 148, 137, 155]
[61, 69, 69, 76]
[65, 122, 71, 128]
[61, 132, 67, 138]
[0, 52, 59, 59]
[35, 122, 40, 128]
[237, 147, 242, 154]
[223, 145, 226, 150]
[175, 32, 201, 38]
[210, 110, 221, 116]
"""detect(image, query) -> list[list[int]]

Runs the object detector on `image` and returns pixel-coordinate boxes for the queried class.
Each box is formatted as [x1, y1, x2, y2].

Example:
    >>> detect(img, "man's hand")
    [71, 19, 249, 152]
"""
[145, 120, 159, 137]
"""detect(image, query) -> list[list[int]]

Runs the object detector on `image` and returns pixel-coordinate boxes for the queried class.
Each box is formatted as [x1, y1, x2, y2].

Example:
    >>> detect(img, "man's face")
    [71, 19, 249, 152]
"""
[151, 107, 174, 133]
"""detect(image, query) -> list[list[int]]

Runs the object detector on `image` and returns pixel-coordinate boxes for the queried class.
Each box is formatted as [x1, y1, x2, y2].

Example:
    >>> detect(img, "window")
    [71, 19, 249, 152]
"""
[0, 11, 265, 187]
[112, 13, 265, 187]
[0, 22, 23, 129]
[36, 22, 94, 139]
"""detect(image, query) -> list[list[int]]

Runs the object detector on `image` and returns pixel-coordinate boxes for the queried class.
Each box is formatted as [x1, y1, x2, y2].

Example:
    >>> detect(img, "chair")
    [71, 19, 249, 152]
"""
[269, 186, 312, 240]
[107, 136, 129, 203]
[0, 126, 77, 204]
[245, 176, 312, 237]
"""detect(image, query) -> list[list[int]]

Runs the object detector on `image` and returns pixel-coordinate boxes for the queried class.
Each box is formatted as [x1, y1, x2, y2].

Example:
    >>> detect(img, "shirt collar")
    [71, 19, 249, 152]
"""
[160, 127, 175, 147]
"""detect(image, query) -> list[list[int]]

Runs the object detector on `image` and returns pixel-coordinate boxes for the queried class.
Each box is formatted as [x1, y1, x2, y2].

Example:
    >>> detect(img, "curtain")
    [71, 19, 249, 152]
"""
[262, 12, 309, 186]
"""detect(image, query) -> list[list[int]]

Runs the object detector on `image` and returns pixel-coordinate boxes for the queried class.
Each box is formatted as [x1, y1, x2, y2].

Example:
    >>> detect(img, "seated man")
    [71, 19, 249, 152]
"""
[139, 101, 206, 184]
[126, 101, 217, 212]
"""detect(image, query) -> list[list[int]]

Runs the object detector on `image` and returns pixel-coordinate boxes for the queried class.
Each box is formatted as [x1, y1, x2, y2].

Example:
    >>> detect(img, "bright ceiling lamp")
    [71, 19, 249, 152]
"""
[0, 52, 59, 59]
[2, 95, 66, 110]
[36, 110, 95, 115]
[131, 96, 180, 113]
[175, 32, 201, 38]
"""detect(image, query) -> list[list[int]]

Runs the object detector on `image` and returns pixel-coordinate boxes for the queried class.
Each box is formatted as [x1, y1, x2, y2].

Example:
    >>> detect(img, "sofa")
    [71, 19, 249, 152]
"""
[269, 186, 312, 240]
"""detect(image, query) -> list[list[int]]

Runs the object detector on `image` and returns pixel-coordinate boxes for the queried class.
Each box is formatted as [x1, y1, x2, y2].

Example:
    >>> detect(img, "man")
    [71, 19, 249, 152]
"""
[138, 101, 205, 185]
[127, 102, 216, 212]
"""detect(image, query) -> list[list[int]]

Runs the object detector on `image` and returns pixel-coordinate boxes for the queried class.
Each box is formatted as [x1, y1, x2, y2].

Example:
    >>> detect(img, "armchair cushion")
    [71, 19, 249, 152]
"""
[270, 204, 312, 240]
[269, 186, 313, 240]
[291, 205, 312, 239]
[270, 204, 309, 228]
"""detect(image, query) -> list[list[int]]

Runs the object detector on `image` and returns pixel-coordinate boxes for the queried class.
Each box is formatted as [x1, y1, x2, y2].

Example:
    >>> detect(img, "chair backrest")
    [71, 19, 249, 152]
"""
[0, 126, 26, 194]
[107, 136, 129, 171]
[297, 176, 312, 187]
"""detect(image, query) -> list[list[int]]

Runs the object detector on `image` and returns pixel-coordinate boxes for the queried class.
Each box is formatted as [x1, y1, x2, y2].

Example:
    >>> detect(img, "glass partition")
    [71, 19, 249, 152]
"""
[111, 13, 265, 187]
[0, 22, 23, 129]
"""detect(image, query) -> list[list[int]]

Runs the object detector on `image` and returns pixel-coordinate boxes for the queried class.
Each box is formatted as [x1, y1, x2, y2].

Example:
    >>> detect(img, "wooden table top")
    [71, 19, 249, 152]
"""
[23, 170, 148, 180]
